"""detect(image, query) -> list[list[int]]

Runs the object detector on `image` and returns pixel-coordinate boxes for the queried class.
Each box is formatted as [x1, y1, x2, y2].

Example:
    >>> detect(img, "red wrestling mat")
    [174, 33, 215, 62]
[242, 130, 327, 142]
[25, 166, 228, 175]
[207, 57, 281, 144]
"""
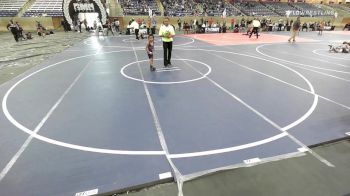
[184, 33, 316, 46]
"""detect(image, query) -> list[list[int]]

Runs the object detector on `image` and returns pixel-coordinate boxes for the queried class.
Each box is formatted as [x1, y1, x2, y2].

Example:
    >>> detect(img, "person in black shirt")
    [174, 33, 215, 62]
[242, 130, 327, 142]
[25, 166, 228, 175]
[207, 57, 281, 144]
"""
[61, 19, 68, 32]
[16, 22, 25, 40]
[7, 20, 19, 42]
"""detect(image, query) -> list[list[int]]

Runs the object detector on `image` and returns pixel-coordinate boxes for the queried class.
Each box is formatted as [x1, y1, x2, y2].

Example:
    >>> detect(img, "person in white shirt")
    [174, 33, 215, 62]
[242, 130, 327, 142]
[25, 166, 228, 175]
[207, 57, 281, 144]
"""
[130, 19, 140, 40]
[249, 18, 261, 39]
[159, 17, 175, 67]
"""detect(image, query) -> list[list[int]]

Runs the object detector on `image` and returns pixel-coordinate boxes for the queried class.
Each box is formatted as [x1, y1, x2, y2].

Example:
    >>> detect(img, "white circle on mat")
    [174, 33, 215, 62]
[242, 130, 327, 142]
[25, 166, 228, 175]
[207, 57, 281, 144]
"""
[2, 49, 317, 158]
[120, 58, 212, 84]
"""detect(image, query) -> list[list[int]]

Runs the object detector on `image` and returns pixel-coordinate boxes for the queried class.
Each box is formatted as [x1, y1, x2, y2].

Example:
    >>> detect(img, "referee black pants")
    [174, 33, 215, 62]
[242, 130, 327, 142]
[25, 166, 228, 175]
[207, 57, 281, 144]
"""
[163, 41, 173, 66]
[135, 29, 139, 39]
[249, 27, 259, 38]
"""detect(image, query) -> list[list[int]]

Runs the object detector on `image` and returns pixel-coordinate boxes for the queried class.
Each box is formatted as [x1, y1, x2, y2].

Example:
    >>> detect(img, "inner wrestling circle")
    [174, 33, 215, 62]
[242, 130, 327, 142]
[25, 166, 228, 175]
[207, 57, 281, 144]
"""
[121, 58, 212, 84]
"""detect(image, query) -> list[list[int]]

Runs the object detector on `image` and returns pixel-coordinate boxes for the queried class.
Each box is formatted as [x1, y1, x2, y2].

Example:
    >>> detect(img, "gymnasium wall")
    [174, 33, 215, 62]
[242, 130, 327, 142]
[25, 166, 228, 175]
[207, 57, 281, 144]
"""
[0, 17, 54, 32]
[120, 15, 346, 30]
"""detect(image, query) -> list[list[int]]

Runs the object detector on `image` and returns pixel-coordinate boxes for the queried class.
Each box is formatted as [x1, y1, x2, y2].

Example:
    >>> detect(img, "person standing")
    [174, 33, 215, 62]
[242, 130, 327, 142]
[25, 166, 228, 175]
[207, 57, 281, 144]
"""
[78, 20, 82, 33]
[107, 21, 115, 36]
[249, 18, 260, 39]
[61, 19, 68, 32]
[7, 20, 19, 42]
[208, 17, 213, 28]
[84, 19, 88, 32]
[131, 19, 140, 40]
[278, 18, 283, 31]
[146, 34, 156, 71]
[288, 16, 301, 43]
[151, 17, 157, 35]
[16, 22, 25, 40]
[177, 17, 182, 30]
[230, 17, 235, 30]
[159, 17, 175, 67]
[114, 19, 120, 33]
[93, 20, 97, 30]
[318, 21, 324, 36]
[147, 18, 151, 34]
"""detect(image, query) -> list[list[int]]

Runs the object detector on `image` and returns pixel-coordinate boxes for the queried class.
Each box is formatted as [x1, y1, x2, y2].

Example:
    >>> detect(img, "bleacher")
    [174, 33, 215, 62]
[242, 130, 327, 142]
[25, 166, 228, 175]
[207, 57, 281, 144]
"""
[224, 3, 243, 17]
[0, 0, 27, 17]
[291, 3, 333, 16]
[23, 0, 63, 17]
[263, 2, 299, 16]
[198, 0, 242, 17]
[120, 0, 160, 16]
[329, 4, 350, 13]
[234, 2, 279, 17]
[200, 0, 223, 16]
[162, 0, 199, 16]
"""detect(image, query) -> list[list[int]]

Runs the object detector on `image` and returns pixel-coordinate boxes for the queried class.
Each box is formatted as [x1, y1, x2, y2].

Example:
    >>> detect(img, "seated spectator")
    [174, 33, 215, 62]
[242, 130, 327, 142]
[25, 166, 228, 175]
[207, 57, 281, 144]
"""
[26, 32, 33, 40]
[344, 23, 350, 31]
[184, 22, 190, 34]
[309, 23, 315, 31]
[302, 22, 308, 31]
[222, 23, 227, 33]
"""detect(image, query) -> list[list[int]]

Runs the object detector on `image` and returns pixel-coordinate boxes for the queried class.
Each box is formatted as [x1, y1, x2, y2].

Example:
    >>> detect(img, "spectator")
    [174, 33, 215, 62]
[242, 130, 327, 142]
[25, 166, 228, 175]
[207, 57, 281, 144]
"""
[114, 19, 120, 33]
[93, 20, 97, 30]
[61, 19, 68, 32]
[106, 21, 114, 36]
[208, 17, 213, 28]
[278, 18, 283, 31]
[302, 22, 308, 31]
[26, 32, 33, 40]
[151, 17, 157, 34]
[147, 18, 151, 34]
[230, 17, 235, 30]
[137, 18, 142, 26]
[318, 21, 324, 36]
[7, 20, 19, 42]
[83, 19, 88, 32]
[177, 17, 182, 30]
[78, 21, 82, 33]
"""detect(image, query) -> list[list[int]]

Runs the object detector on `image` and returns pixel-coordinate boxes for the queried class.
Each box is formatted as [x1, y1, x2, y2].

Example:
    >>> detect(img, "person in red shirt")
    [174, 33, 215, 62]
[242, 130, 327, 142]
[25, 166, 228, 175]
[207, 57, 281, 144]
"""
[137, 18, 142, 26]
[208, 18, 213, 28]
[230, 18, 235, 30]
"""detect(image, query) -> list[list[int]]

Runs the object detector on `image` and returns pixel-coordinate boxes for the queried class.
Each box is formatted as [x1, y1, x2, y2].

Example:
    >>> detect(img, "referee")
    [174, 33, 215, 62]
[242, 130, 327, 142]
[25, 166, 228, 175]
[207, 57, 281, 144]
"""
[159, 17, 175, 67]
[249, 18, 261, 39]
